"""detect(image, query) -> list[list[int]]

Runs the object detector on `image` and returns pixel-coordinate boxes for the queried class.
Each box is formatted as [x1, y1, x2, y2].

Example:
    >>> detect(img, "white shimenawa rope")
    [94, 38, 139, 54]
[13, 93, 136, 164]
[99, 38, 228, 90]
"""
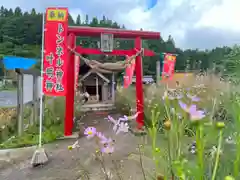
[39, 12, 45, 148]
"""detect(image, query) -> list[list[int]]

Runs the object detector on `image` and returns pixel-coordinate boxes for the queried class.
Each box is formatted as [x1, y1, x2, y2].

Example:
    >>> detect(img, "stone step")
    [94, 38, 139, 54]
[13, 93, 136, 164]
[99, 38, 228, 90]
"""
[80, 103, 115, 112]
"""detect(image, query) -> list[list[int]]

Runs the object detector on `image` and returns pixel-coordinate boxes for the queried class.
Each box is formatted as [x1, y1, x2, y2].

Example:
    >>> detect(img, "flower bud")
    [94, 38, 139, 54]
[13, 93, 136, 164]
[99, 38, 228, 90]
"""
[68, 146, 73, 150]
[216, 122, 225, 129]
[156, 174, 164, 180]
[155, 147, 160, 153]
[224, 175, 235, 180]
[95, 149, 100, 153]
[164, 120, 171, 130]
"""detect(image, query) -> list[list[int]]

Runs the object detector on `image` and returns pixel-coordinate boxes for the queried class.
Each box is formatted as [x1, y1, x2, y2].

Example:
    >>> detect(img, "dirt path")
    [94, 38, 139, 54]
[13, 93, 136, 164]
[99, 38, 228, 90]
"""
[0, 113, 148, 180]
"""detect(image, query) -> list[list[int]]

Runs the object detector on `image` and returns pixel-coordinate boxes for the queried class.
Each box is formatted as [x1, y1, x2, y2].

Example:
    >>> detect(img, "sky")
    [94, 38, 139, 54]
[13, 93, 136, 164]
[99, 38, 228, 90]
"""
[1, 0, 240, 49]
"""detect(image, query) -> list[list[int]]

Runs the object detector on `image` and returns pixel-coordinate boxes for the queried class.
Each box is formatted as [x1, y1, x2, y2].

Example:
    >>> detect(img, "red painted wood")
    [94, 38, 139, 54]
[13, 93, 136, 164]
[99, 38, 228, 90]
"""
[143, 49, 155, 56]
[135, 37, 144, 129]
[68, 26, 160, 39]
[64, 34, 76, 136]
[64, 25, 160, 134]
[75, 47, 155, 56]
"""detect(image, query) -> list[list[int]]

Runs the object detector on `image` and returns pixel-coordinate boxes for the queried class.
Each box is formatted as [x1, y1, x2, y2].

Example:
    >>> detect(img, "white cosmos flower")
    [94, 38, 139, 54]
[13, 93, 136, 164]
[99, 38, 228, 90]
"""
[71, 140, 80, 149]
[116, 122, 129, 134]
[107, 115, 130, 134]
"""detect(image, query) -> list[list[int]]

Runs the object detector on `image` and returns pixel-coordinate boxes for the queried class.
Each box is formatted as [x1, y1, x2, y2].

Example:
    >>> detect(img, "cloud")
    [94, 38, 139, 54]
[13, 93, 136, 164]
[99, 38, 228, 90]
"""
[69, 8, 84, 22]
[114, 0, 228, 48]
[182, 27, 240, 49]
[1, 0, 239, 49]
[196, 0, 240, 32]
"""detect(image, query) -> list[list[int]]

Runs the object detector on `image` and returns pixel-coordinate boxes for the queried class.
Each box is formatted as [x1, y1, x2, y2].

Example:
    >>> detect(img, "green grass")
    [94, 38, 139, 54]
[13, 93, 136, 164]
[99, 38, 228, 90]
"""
[0, 123, 63, 149]
[126, 134, 192, 178]
[0, 83, 17, 91]
[115, 76, 240, 179]
[0, 96, 66, 149]
[127, 125, 235, 178]
[0, 87, 16, 91]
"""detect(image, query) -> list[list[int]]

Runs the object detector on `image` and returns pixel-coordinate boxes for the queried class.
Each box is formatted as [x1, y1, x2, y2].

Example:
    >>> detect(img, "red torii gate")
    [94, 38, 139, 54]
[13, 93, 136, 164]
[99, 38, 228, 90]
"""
[65, 26, 160, 136]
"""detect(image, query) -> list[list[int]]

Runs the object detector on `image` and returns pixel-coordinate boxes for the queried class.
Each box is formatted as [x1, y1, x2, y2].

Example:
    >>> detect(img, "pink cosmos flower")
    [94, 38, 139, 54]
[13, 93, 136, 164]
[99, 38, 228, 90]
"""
[82, 126, 116, 154]
[100, 138, 115, 154]
[187, 93, 200, 102]
[107, 115, 119, 132]
[107, 115, 130, 134]
[191, 96, 200, 102]
[101, 145, 115, 154]
[179, 101, 197, 113]
[176, 94, 183, 100]
[118, 115, 128, 122]
[100, 137, 113, 145]
[84, 127, 97, 139]
[96, 132, 107, 142]
[179, 101, 205, 121]
[107, 115, 116, 123]
[189, 110, 205, 121]
[116, 122, 129, 134]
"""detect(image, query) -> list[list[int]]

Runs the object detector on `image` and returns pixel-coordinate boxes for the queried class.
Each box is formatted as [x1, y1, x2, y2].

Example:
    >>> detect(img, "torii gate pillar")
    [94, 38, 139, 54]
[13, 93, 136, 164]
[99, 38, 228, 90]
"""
[135, 37, 144, 128]
[64, 33, 76, 136]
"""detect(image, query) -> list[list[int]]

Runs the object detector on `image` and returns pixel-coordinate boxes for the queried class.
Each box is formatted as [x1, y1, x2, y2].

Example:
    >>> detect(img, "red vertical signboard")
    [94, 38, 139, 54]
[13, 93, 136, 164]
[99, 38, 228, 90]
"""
[43, 8, 68, 96]
[161, 53, 176, 81]
[124, 56, 136, 88]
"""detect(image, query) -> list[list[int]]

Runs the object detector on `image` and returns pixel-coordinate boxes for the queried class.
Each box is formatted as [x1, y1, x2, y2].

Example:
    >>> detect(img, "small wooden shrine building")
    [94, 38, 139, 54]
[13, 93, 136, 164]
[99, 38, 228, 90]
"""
[79, 63, 116, 104]
[77, 56, 118, 111]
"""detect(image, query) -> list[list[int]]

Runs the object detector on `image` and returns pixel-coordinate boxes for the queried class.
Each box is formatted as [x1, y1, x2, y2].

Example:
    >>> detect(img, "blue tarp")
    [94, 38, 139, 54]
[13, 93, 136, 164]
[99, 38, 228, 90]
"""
[3, 56, 37, 70]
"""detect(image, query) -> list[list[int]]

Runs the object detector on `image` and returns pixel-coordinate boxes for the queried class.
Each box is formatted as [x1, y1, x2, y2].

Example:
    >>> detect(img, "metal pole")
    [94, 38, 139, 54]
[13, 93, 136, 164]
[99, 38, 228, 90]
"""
[32, 75, 38, 124]
[17, 73, 24, 136]
[156, 60, 160, 86]
[38, 12, 45, 147]
[96, 76, 99, 101]
[111, 73, 115, 103]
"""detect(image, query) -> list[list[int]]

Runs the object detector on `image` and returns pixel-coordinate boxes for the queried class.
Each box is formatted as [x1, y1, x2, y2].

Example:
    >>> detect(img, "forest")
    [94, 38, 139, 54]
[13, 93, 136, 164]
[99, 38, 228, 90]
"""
[0, 6, 240, 80]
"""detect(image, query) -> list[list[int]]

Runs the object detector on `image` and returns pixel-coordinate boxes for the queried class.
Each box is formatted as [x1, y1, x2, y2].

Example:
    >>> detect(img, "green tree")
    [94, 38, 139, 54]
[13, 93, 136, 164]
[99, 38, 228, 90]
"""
[14, 7, 22, 16]
[0, 54, 5, 77]
[85, 15, 89, 24]
[90, 17, 98, 27]
[68, 13, 75, 25]
[76, 14, 81, 25]
[0, 6, 4, 17]
[8, 8, 14, 16]
[0, 5, 237, 77]
[30, 8, 36, 15]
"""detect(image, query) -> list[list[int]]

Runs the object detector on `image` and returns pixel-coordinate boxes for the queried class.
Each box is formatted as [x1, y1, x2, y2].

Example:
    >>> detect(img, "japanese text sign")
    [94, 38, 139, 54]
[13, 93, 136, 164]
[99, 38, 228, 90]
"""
[124, 56, 135, 88]
[161, 53, 176, 81]
[43, 8, 68, 96]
